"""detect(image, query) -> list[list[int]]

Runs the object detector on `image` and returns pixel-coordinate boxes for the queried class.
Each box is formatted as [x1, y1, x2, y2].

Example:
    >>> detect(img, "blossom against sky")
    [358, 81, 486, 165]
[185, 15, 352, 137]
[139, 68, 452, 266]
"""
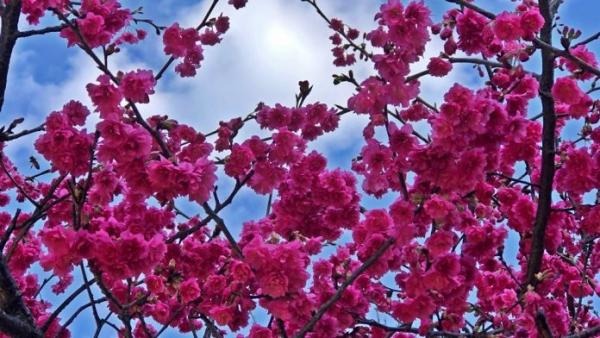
[3, 0, 600, 337]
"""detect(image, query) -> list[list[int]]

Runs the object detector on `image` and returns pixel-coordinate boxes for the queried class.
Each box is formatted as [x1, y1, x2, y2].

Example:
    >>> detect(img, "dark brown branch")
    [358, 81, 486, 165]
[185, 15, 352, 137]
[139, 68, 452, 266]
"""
[93, 312, 114, 338]
[415, 96, 439, 114]
[488, 172, 540, 188]
[534, 38, 600, 78]
[199, 314, 224, 338]
[15, 25, 66, 38]
[202, 202, 243, 258]
[277, 319, 288, 338]
[136, 315, 153, 338]
[0, 309, 41, 338]
[0, 257, 42, 337]
[0, 208, 20, 252]
[168, 173, 252, 243]
[448, 57, 504, 69]
[535, 310, 554, 338]
[0, 0, 22, 112]
[573, 31, 600, 48]
[54, 297, 107, 338]
[41, 277, 96, 332]
[0, 123, 45, 142]
[406, 57, 504, 84]
[577, 237, 595, 317]
[565, 326, 600, 338]
[5, 175, 68, 260]
[25, 169, 53, 182]
[0, 175, 64, 338]
[34, 275, 55, 299]
[406, 70, 429, 82]
[79, 264, 101, 326]
[524, 0, 557, 290]
[549, 0, 564, 17]
[446, 0, 495, 19]
[428, 330, 503, 338]
[356, 318, 413, 333]
[293, 238, 395, 338]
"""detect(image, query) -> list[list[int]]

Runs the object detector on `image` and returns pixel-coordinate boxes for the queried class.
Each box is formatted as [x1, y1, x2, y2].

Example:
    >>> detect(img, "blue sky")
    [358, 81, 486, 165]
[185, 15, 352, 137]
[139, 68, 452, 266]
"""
[3, 0, 600, 337]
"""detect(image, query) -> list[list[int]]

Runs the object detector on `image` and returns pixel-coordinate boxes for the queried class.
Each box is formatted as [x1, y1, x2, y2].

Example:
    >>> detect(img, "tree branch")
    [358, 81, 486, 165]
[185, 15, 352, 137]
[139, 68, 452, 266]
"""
[524, 0, 557, 290]
[535, 310, 554, 338]
[0, 257, 42, 337]
[293, 238, 395, 338]
[15, 25, 66, 39]
[446, 0, 495, 19]
[0, 309, 41, 338]
[54, 297, 107, 338]
[0, 123, 45, 142]
[41, 277, 96, 333]
[565, 326, 600, 338]
[573, 31, 600, 48]
[0, 0, 22, 112]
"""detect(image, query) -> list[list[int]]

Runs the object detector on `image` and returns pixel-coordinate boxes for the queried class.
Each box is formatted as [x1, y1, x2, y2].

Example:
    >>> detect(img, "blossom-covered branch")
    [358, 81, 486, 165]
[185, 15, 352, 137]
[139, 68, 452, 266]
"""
[0, 0, 598, 337]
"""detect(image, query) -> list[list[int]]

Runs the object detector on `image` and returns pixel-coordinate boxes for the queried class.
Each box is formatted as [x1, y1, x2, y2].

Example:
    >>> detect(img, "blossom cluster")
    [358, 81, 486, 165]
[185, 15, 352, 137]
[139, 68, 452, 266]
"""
[2, 0, 600, 337]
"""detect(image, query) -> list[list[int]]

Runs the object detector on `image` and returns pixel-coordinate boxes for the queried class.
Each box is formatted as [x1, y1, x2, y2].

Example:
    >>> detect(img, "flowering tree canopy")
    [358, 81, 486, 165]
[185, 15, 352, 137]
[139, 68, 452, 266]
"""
[0, 0, 599, 337]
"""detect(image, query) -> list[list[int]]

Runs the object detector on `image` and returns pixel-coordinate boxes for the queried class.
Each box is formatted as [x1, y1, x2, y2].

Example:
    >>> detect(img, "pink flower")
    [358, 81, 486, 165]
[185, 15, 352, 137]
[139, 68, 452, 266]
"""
[560, 45, 599, 80]
[62, 100, 90, 126]
[456, 9, 490, 55]
[23, 0, 65, 24]
[163, 23, 199, 57]
[87, 75, 123, 119]
[180, 278, 201, 302]
[424, 195, 454, 221]
[117, 232, 150, 275]
[552, 77, 584, 104]
[230, 261, 253, 283]
[433, 254, 461, 276]
[520, 8, 544, 37]
[243, 239, 309, 298]
[427, 57, 452, 77]
[555, 147, 596, 195]
[163, 23, 204, 77]
[215, 15, 230, 34]
[261, 271, 289, 297]
[210, 305, 235, 326]
[248, 325, 273, 338]
[151, 302, 170, 323]
[581, 206, 600, 233]
[60, 3, 131, 48]
[568, 280, 593, 298]
[493, 12, 523, 41]
[121, 125, 153, 161]
[228, 0, 247, 9]
[39, 226, 80, 276]
[119, 69, 156, 103]
[187, 158, 217, 204]
[199, 29, 221, 45]
[225, 144, 255, 177]
[34, 109, 93, 176]
[425, 230, 455, 257]
[145, 275, 165, 294]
